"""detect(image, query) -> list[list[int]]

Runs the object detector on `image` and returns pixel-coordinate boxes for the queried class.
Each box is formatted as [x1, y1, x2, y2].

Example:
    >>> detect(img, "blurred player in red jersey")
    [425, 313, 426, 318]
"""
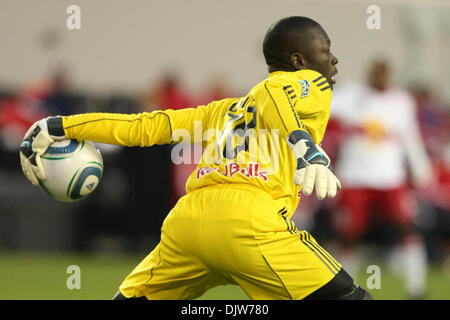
[330, 60, 433, 298]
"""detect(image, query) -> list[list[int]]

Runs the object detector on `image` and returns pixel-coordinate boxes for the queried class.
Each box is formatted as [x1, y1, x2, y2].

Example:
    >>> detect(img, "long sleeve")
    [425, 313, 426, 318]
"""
[62, 104, 212, 147]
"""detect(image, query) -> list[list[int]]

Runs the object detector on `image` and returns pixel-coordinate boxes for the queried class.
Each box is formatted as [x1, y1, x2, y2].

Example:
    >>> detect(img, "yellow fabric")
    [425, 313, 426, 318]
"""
[119, 184, 341, 300]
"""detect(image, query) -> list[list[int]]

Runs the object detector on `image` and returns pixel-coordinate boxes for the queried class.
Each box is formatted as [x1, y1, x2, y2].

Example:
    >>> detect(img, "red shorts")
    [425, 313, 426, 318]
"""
[334, 186, 417, 240]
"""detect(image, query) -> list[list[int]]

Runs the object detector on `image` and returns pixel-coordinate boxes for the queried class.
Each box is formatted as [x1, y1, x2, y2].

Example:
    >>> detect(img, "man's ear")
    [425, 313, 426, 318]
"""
[290, 52, 306, 70]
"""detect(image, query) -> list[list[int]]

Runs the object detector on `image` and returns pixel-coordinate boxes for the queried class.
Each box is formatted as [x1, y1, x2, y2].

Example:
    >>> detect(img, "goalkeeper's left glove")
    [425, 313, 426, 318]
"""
[287, 130, 341, 200]
[19, 116, 66, 186]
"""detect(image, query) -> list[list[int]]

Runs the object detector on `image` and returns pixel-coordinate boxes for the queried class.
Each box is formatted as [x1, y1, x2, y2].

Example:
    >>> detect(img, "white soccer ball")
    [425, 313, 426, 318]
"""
[38, 139, 103, 202]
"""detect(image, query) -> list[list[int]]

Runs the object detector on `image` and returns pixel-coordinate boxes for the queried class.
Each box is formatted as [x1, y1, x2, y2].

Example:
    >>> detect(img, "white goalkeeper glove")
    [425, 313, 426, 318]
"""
[19, 116, 66, 186]
[287, 130, 341, 200]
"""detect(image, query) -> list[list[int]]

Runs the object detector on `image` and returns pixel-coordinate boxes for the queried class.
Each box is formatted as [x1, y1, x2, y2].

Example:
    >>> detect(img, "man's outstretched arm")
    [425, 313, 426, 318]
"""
[19, 105, 212, 186]
[62, 106, 212, 146]
[62, 111, 174, 147]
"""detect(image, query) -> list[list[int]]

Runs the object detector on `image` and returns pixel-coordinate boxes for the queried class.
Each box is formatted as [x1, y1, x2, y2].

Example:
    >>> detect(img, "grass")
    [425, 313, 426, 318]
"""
[0, 251, 448, 300]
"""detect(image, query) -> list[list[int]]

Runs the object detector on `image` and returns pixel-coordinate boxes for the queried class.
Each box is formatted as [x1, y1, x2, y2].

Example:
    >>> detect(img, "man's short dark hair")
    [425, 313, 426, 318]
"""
[263, 16, 322, 72]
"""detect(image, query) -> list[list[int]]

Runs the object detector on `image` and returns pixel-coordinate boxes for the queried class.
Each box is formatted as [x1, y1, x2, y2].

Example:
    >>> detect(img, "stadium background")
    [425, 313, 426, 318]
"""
[0, 0, 449, 299]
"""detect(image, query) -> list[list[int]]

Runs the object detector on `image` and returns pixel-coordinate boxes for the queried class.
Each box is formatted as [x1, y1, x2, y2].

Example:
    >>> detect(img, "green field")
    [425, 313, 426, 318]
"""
[0, 251, 448, 300]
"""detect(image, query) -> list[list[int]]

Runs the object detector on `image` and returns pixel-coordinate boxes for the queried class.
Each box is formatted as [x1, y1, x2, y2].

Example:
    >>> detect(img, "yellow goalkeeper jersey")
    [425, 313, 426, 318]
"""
[62, 69, 332, 214]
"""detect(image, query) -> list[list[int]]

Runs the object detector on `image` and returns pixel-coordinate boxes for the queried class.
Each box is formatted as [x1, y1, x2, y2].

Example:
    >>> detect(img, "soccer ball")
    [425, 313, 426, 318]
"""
[38, 139, 103, 202]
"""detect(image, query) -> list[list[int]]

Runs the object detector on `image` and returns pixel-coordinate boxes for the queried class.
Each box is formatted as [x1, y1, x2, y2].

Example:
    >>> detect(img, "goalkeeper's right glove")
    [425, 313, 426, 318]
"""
[19, 116, 66, 186]
[287, 130, 341, 200]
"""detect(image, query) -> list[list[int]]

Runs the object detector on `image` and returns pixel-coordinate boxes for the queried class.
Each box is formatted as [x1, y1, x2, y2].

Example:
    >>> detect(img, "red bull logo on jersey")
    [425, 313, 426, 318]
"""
[196, 162, 269, 181]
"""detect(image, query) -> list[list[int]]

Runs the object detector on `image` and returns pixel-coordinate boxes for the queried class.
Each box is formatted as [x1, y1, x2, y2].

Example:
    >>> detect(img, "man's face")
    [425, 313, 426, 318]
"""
[302, 28, 339, 89]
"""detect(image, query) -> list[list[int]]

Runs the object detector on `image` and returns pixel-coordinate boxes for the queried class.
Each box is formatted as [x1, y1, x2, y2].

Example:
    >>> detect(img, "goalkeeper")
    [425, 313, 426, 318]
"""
[20, 16, 372, 300]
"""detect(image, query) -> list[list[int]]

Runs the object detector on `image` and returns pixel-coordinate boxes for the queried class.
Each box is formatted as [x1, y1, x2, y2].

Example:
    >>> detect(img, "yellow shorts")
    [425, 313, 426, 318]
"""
[119, 184, 342, 300]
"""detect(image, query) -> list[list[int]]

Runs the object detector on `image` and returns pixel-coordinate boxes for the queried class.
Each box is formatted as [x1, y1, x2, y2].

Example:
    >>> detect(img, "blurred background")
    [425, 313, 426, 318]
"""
[0, 0, 449, 299]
